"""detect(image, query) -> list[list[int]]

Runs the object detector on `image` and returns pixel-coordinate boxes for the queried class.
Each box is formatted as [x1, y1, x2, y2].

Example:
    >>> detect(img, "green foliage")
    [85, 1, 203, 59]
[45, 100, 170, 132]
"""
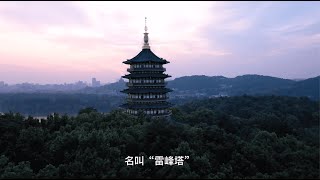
[1, 161, 34, 179]
[0, 96, 318, 178]
[0, 93, 123, 116]
[78, 107, 98, 115]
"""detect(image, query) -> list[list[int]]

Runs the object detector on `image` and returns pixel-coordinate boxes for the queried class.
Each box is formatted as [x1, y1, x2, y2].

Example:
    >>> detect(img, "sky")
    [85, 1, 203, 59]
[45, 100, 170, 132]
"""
[0, 1, 319, 84]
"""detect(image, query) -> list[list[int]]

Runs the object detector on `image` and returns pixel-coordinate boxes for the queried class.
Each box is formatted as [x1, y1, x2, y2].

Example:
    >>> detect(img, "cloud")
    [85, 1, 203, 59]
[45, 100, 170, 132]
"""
[0, 1, 88, 28]
[0, 1, 319, 83]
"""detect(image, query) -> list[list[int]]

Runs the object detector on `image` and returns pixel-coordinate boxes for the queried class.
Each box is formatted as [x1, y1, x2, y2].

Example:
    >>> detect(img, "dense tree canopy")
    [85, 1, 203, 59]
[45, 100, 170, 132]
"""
[0, 96, 318, 178]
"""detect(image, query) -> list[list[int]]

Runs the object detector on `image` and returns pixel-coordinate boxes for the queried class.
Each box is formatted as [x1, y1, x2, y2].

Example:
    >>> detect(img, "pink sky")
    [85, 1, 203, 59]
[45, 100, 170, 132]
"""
[0, 1, 319, 84]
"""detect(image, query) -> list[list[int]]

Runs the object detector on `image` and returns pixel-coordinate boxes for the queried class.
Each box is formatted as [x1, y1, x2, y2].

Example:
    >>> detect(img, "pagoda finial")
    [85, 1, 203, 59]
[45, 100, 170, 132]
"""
[142, 17, 150, 49]
[145, 17, 148, 32]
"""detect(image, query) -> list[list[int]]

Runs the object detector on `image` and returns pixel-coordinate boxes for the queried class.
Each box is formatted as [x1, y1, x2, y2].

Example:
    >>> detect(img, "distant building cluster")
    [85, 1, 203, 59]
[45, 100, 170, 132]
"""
[0, 77, 104, 93]
[0, 81, 7, 87]
[92, 78, 101, 87]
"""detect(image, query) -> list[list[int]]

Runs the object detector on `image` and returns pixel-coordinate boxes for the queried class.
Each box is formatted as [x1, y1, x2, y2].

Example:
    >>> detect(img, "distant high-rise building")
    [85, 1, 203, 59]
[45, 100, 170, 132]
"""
[92, 78, 101, 87]
[120, 18, 173, 118]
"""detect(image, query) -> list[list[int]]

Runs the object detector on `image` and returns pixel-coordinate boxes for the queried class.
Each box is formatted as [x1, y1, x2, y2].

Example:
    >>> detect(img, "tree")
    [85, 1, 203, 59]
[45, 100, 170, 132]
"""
[78, 107, 98, 115]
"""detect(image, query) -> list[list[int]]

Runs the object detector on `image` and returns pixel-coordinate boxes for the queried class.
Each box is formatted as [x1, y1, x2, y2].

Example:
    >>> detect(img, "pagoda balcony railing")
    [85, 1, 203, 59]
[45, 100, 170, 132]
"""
[145, 110, 172, 117]
[126, 97, 169, 102]
[126, 111, 172, 117]
[127, 67, 166, 72]
[126, 82, 167, 87]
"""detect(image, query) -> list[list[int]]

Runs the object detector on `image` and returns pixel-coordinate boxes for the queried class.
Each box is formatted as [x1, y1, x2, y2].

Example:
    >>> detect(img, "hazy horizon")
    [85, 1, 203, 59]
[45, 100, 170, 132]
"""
[0, 1, 319, 84]
[1, 73, 317, 86]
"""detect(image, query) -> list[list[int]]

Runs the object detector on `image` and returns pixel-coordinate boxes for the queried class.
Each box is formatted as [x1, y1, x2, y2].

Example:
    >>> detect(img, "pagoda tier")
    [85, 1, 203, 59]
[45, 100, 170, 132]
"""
[120, 102, 173, 109]
[122, 73, 171, 79]
[123, 49, 169, 64]
[121, 88, 172, 94]
[120, 18, 173, 118]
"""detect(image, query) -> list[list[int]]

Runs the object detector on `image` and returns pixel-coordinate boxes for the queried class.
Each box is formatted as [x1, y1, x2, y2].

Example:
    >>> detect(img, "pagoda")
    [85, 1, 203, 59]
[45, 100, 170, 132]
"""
[120, 18, 173, 117]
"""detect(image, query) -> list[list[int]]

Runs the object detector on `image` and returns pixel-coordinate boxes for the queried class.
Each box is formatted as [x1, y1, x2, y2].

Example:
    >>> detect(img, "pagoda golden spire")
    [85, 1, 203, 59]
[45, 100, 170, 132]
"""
[142, 17, 150, 49]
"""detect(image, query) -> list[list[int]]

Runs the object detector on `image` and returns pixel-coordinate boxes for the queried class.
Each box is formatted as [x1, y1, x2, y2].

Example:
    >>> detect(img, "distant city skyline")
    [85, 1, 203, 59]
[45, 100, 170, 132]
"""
[0, 78, 105, 86]
[0, 1, 319, 84]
